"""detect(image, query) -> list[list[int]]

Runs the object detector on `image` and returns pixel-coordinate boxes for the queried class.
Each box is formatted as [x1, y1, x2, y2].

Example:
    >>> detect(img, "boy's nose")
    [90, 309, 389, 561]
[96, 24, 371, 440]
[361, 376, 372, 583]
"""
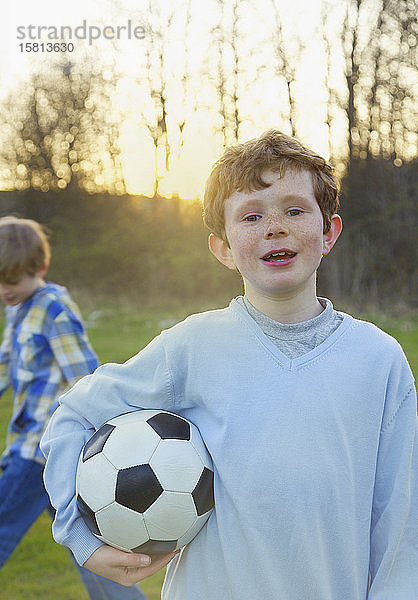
[264, 216, 288, 238]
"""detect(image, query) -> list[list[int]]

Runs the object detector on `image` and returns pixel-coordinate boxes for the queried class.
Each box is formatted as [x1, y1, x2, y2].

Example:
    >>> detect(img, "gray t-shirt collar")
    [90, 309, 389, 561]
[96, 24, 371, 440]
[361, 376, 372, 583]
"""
[237, 296, 343, 358]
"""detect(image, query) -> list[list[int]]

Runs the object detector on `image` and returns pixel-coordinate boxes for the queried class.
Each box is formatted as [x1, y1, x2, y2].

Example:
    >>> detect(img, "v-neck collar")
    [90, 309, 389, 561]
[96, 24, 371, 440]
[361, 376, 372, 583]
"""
[229, 298, 354, 371]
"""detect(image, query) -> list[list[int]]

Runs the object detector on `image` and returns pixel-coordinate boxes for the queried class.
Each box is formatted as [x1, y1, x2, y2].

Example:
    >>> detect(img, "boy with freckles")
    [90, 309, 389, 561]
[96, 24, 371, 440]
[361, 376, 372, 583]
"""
[41, 130, 417, 599]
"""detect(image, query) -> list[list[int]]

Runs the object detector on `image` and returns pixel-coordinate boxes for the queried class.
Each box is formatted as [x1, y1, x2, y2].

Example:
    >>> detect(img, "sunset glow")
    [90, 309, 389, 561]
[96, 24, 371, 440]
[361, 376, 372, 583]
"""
[1, 0, 416, 197]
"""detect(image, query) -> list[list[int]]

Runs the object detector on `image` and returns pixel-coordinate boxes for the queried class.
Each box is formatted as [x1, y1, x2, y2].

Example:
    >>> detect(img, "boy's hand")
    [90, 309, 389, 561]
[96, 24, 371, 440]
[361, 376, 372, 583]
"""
[83, 544, 179, 586]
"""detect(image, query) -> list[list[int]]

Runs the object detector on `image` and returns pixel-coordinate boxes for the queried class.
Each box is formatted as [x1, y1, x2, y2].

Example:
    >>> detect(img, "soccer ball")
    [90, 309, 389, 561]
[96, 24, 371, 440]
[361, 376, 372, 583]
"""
[76, 410, 214, 556]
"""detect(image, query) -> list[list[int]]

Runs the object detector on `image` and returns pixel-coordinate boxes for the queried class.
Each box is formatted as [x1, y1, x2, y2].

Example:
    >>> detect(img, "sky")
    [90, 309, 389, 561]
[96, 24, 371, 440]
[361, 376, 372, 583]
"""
[1, 0, 350, 198]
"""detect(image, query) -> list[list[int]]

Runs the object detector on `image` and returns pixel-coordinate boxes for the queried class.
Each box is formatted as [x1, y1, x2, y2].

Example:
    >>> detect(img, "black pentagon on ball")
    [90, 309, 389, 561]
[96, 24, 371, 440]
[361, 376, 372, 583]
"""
[147, 412, 190, 440]
[77, 494, 101, 536]
[82, 424, 115, 462]
[192, 467, 214, 516]
[131, 539, 177, 555]
[116, 464, 163, 513]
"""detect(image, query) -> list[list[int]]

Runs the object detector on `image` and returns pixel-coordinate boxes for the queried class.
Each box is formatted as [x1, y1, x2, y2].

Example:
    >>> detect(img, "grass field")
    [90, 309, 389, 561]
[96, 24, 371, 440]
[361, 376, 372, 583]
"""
[0, 303, 416, 599]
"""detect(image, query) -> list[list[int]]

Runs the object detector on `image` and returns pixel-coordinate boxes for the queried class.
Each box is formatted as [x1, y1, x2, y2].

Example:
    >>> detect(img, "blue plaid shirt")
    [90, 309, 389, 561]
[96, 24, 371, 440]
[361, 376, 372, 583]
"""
[0, 282, 99, 465]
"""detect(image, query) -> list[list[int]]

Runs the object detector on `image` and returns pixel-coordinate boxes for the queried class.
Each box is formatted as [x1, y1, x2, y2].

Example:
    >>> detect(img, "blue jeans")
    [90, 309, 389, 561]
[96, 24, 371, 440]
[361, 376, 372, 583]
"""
[0, 455, 147, 600]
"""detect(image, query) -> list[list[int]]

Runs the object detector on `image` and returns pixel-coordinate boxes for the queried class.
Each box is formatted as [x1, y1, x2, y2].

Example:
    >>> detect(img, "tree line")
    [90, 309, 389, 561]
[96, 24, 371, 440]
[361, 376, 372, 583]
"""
[1, 165, 416, 310]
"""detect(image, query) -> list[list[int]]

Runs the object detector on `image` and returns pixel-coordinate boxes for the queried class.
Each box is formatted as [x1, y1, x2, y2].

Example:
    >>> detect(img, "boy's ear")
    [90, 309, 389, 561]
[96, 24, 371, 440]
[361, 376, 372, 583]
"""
[208, 234, 237, 270]
[37, 264, 48, 278]
[322, 214, 343, 256]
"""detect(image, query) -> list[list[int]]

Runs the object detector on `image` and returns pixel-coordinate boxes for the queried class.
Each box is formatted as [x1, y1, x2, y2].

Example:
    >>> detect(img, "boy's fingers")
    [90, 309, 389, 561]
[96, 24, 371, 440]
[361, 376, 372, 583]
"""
[84, 545, 180, 586]
[119, 552, 151, 568]
[119, 551, 180, 586]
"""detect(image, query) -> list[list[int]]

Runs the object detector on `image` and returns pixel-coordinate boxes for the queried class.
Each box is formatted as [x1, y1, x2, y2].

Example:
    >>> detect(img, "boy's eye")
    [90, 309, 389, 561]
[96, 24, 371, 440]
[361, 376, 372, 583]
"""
[288, 209, 303, 216]
[243, 214, 261, 222]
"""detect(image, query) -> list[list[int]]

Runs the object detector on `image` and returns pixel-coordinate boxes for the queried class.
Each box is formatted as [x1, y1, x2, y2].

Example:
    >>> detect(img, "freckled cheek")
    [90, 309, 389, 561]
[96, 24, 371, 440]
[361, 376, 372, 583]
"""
[297, 223, 324, 251]
[227, 229, 258, 262]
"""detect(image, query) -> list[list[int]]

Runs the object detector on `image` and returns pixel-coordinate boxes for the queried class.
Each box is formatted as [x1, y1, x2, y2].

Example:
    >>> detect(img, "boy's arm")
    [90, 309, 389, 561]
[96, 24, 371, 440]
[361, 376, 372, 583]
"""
[42, 395, 178, 584]
[0, 312, 12, 396]
[41, 332, 175, 572]
[0, 362, 9, 397]
[46, 307, 99, 388]
[368, 383, 418, 598]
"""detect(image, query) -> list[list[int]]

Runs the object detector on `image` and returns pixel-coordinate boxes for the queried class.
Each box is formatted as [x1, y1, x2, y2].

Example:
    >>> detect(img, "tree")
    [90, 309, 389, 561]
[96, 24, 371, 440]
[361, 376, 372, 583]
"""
[333, 0, 417, 163]
[209, 0, 247, 147]
[0, 59, 125, 194]
[139, 1, 173, 197]
[137, 0, 197, 197]
[318, 0, 417, 306]
[269, 0, 302, 137]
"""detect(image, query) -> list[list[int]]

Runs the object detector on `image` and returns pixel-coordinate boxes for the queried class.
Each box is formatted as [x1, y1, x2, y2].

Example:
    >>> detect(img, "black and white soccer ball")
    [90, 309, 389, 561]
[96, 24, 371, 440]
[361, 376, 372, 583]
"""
[76, 410, 214, 556]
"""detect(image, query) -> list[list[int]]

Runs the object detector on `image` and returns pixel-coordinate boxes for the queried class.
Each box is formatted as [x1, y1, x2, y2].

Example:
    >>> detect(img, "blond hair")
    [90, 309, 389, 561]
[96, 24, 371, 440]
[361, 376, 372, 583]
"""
[203, 129, 339, 241]
[0, 216, 50, 283]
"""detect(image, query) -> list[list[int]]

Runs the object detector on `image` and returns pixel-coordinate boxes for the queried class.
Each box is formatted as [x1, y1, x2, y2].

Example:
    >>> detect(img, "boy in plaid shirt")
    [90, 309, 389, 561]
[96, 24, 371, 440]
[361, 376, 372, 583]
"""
[0, 216, 147, 600]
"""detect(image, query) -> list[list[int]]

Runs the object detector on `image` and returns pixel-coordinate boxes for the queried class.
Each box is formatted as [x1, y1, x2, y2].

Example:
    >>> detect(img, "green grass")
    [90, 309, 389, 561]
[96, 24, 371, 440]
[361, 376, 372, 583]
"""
[0, 304, 416, 599]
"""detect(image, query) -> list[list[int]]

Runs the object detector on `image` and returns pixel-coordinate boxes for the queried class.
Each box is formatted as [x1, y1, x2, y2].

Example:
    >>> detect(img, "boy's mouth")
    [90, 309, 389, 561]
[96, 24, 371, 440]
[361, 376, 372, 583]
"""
[261, 250, 297, 262]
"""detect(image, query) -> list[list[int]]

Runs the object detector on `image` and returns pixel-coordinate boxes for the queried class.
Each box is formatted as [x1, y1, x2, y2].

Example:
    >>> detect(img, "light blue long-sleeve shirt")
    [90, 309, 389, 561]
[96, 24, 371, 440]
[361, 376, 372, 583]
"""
[41, 299, 418, 599]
